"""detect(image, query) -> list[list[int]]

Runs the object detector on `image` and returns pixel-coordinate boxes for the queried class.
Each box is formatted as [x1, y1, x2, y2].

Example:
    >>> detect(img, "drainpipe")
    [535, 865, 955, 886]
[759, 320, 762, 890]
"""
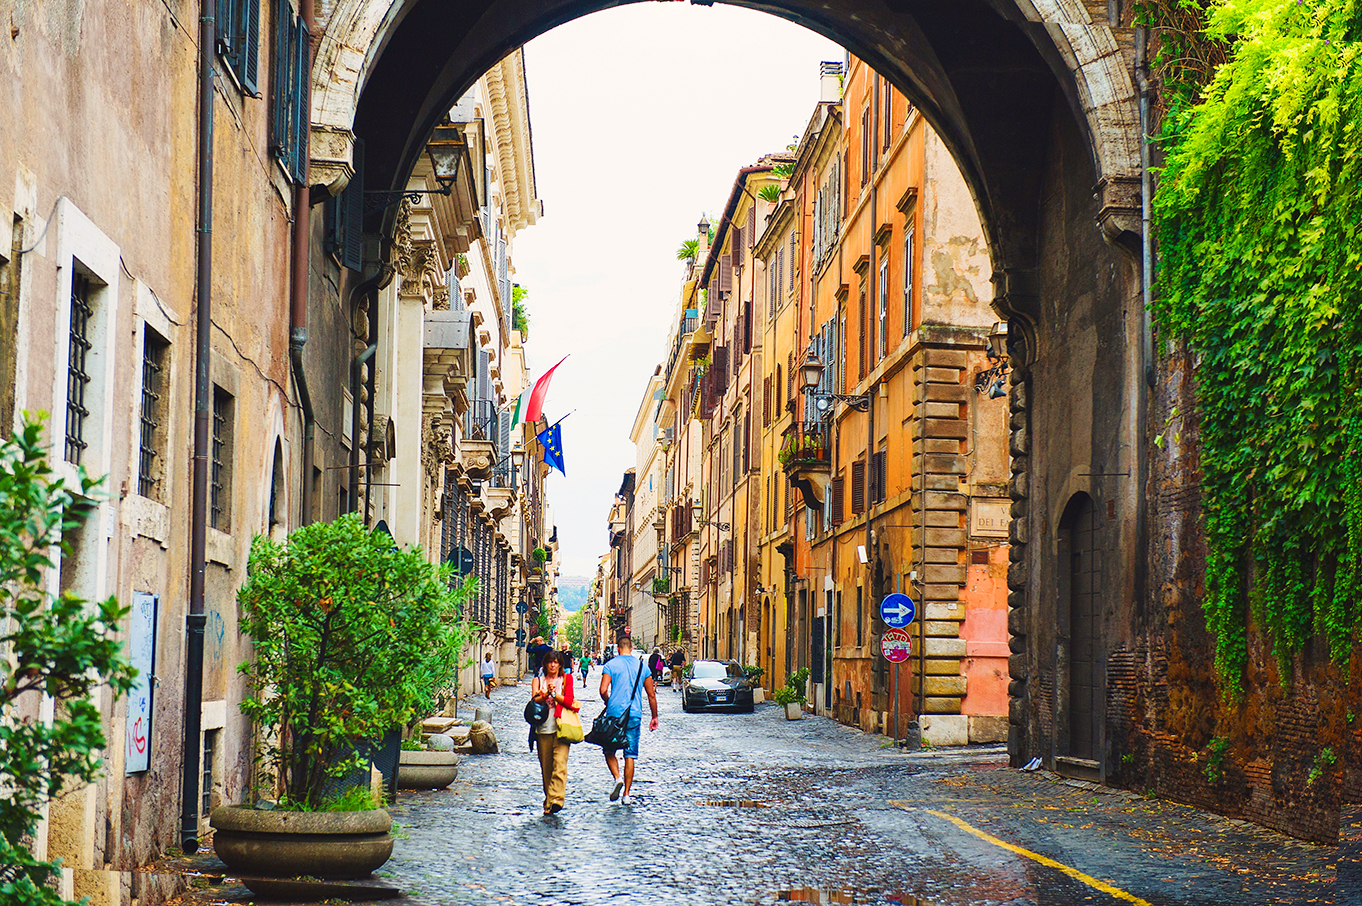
[288, 0, 317, 526]
[346, 261, 394, 513]
[181, 0, 216, 853]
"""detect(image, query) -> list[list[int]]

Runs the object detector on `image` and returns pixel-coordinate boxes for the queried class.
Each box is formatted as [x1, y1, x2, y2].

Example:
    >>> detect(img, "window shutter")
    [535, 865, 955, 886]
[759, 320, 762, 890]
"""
[743, 409, 751, 473]
[732, 228, 743, 269]
[342, 138, 365, 270]
[719, 255, 732, 293]
[291, 18, 310, 182]
[218, 0, 239, 58]
[714, 345, 728, 394]
[747, 203, 756, 242]
[775, 363, 782, 412]
[743, 296, 753, 355]
[763, 376, 771, 427]
[831, 476, 844, 525]
[851, 460, 866, 515]
[873, 450, 887, 503]
[270, 3, 294, 167]
[242, 0, 261, 94]
[786, 352, 794, 403]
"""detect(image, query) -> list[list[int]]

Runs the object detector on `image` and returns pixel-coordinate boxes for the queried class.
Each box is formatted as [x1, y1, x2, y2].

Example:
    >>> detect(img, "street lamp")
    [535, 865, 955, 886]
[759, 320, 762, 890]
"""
[800, 350, 872, 413]
[691, 500, 730, 532]
[975, 321, 1010, 398]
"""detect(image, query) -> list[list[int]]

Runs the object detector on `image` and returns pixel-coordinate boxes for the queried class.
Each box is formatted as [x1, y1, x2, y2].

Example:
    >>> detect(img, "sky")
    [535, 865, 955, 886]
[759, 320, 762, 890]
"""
[512, 3, 844, 578]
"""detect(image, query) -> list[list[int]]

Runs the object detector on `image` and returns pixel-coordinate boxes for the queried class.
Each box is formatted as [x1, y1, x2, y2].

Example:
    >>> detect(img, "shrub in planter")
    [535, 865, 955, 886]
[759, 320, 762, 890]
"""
[216, 515, 471, 881]
[772, 668, 811, 718]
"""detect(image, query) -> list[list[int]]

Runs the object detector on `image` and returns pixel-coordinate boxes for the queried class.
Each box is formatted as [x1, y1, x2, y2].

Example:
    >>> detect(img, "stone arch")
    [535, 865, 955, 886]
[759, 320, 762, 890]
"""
[310, 0, 1141, 280]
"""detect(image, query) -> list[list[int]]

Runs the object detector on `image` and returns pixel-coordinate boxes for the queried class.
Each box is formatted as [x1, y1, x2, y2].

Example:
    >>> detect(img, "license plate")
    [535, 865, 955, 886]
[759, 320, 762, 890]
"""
[714, 694, 730, 702]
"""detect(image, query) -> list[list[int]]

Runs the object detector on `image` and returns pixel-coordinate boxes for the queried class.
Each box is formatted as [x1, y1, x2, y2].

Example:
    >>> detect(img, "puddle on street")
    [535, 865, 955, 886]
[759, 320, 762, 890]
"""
[773, 888, 938, 905]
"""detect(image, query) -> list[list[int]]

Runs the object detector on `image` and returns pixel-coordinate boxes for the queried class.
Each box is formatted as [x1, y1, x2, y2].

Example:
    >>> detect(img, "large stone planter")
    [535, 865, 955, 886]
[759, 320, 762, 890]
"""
[397, 749, 460, 789]
[784, 702, 804, 721]
[211, 805, 393, 884]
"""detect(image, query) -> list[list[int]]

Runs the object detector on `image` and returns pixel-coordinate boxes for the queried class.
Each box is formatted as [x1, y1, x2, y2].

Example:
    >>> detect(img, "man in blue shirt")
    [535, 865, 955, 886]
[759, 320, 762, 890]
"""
[598, 628, 658, 805]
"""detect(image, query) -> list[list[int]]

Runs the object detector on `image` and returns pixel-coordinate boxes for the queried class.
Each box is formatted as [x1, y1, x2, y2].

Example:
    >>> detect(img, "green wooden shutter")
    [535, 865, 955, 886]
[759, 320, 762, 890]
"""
[289, 17, 310, 183]
[270, 0, 294, 166]
[342, 139, 364, 270]
[241, 0, 260, 95]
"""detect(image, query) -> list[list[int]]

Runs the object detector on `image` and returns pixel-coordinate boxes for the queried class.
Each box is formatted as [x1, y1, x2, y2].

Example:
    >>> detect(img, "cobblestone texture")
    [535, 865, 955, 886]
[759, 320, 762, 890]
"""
[377, 679, 1337, 906]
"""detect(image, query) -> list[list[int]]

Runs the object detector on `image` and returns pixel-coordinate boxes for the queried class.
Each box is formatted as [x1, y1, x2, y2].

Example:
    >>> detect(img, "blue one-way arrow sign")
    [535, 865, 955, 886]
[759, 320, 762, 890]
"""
[879, 593, 916, 628]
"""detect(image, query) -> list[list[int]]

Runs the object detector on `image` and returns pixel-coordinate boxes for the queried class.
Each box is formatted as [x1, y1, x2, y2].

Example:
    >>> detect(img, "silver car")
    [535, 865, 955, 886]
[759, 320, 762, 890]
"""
[681, 660, 755, 713]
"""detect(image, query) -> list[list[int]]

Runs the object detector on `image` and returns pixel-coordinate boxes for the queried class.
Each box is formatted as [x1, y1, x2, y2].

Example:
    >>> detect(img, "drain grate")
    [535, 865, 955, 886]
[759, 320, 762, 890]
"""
[699, 798, 768, 808]
[774, 889, 936, 905]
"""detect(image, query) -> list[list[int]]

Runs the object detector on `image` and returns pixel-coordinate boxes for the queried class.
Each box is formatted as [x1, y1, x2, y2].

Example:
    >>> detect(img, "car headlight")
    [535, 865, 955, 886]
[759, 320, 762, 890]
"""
[687, 685, 705, 695]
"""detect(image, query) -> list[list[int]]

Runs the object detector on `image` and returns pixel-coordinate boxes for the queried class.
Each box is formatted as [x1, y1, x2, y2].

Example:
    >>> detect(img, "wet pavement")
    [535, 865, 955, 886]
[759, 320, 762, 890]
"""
[381, 677, 1342, 905]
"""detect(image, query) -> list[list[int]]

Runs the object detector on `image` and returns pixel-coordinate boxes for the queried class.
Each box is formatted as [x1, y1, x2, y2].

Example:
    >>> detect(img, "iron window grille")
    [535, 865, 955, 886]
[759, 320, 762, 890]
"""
[64, 274, 94, 465]
[210, 388, 234, 532]
[138, 329, 168, 499]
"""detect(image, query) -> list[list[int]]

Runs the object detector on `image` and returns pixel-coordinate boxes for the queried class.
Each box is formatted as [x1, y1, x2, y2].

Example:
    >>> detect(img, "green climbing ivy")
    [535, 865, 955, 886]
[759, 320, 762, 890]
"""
[1153, 0, 1362, 694]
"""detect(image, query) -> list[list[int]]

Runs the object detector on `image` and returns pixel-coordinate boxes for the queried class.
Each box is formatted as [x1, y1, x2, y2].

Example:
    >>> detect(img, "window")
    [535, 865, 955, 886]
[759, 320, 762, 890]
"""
[202, 729, 219, 816]
[883, 78, 893, 150]
[65, 273, 94, 465]
[217, 0, 260, 94]
[856, 586, 865, 648]
[270, 0, 310, 183]
[0, 217, 22, 432]
[325, 139, 365, 271]
[903, 223, 915, 337]
[878, 256, 889, 361]
[269, 440, 285, 527]
[210, 386, 235, 532]
[861, 106, 871, 187]
[835, 590, 842, 648]
[872, 446, 887, 504]
[851, 459, 866, 515]
[857, 282, 867, 381]
[137, 328, 169, 500]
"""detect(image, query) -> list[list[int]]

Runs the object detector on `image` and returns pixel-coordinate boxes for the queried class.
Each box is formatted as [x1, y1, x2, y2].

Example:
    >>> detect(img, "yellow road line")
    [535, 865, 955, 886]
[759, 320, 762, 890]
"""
[891, 804, 1153, 906]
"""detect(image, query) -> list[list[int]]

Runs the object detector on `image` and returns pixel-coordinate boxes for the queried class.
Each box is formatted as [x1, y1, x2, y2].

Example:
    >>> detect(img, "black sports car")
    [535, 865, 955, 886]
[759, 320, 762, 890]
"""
[681, 660, 755, 713]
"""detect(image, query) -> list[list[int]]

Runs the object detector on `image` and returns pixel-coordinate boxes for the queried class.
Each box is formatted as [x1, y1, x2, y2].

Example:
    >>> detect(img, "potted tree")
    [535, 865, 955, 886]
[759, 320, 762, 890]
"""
[743, 664, 766, 704]
[212, 514, 470, 893]
[772, 668, 810, 720]
[397, 616, 475, 790]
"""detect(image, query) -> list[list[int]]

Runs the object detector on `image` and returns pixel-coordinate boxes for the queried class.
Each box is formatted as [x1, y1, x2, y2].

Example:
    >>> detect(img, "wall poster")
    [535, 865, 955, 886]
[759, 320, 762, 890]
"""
[125, 591, 158, 774]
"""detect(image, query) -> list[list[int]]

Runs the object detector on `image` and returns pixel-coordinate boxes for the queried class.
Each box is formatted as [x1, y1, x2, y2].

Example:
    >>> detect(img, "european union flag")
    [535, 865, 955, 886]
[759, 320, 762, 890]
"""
[537, 422, 565, 475]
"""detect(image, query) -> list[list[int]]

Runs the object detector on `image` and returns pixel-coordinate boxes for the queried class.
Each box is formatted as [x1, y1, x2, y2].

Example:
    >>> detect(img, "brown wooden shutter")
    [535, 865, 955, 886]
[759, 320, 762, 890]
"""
[747, 203, 756, 242]
[787, 352, 795, 403]
[873, 450, 887, 503]
[763, 376, 772, 427]
[720, 255, 732, 293]
[743, 296, 753, 355]
[851, 460, 866, 515]
[831, 476, 845, 525]
[714, 345, 729, 395]
[743, 409, 751, 473]
[775, 364, 782, 413]
[732, 229, 743, 269]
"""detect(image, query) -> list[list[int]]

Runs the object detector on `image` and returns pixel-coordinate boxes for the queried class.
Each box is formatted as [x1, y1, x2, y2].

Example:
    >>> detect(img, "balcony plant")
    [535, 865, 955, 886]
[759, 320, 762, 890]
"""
[213, 514, 471, 886]
[772, 667, 810, 720]
[778, 435, 825, 468]
[651, 575, 671, 596]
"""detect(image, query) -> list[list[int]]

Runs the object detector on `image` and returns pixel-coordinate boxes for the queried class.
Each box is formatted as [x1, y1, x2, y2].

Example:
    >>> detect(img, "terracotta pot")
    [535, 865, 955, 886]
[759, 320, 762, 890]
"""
[397, 749, 460, 789]
[784, 702, 804, 721]
[210, 805, 393, 881]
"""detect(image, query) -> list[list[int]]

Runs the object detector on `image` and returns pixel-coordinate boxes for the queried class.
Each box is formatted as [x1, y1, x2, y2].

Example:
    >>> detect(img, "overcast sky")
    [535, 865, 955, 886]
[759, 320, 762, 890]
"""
[512, 4, 843, 578]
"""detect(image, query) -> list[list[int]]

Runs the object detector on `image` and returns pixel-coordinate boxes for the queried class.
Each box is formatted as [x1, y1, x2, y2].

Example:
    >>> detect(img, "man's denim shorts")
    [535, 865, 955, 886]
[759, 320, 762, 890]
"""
[621, 716, 642, 759]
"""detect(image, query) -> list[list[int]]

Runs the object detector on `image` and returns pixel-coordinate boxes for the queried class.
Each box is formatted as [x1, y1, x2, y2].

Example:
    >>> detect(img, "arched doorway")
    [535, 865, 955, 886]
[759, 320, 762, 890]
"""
[1057, 492, 1103, 770]
[311, 0, 1145, 768]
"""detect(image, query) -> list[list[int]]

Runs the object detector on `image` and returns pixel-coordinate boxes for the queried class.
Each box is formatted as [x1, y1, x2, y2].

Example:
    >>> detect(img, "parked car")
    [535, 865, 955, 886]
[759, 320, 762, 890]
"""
[681, 660, 755, 713]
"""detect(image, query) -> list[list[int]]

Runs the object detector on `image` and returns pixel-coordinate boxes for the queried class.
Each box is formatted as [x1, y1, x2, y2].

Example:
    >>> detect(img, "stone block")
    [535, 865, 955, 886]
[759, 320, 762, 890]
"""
[923, 348, 969, 368]
[921, 584, 963, 602]
[1010, 516, 1029, 545]
[1009, 543, 1025, 562]
[1008, 697, 1025, 725]
[922, 675, 968, 697]
[1007, 589, 1026, 609]
[923, 658, 963, 675]
[426, 733, 456, 751]
[924, 418, 968, 439]
[1008, 652, 1028, 679]
[924, 453, 967, 474]
[923, 437, 962, 453]
[924, 620, 963, 637]
[1010, 425, 1029, 456]
[925, 382, 970, 403]
[924, 402, 962, 420]
[1007, 678, 1026, 697]
[1007, 562, 1027, 590]
[924, 511, 959, 528]
[469, 720, 499, 754]
[924, 602, 966, 621]
[923, 564, 968, 585]
[925, 546, 959, 563]
[920, 714, 969, 744]
[924, 637, 968, 658]
[969, 715, 1010, 744]
[925, 473, 962, 491]
[1008, 473, 1028, 500]
[1010, 381, 1028, 410]
[925, 491, 968, 511]
[1007, 606, 1027, 636]
[924, 527, 968, 548]
[1009, 410, 1027, 431]
[1009, 634, 1026, 654]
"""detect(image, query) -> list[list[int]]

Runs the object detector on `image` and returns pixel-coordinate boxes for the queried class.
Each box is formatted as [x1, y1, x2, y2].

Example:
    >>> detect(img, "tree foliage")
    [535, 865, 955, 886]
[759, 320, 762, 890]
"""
[0, 417, 135, 904]
[1153, 0, 1362, 693]
[237, 514, 472, 809]
[562, 609, 583, 654]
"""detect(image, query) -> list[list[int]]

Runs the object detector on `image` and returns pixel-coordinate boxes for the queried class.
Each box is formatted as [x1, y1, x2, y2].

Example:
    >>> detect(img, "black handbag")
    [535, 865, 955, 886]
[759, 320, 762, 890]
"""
[524, 699, 549, 726]
[584, 661, 646, 751]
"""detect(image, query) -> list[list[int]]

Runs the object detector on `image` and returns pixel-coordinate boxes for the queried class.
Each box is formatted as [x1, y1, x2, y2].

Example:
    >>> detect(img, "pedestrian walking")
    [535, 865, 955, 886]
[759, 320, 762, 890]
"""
[527, 635, 553, 677]
[648, 647, 665, 683]
[560, 645, 574, 675]
[531, 651, 579, 815]
[579, 653, 592, 685]
[668, 647, 686, 689]
[598, 629, 658, 805]
[481, 652, 496, 698]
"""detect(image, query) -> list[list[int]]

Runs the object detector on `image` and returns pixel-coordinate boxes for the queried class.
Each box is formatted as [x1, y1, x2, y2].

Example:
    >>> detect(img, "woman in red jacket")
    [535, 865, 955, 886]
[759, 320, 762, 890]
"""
[531, 651, 579, 814]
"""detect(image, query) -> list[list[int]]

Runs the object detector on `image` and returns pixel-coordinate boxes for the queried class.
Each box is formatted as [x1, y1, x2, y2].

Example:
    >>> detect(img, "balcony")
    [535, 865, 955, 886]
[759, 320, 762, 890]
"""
[780, 422, 831, 509]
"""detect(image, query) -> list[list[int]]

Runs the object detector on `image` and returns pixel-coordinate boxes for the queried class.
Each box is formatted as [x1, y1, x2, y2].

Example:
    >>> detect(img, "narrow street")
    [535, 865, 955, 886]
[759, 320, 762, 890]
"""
[383, 680, 1337, 906]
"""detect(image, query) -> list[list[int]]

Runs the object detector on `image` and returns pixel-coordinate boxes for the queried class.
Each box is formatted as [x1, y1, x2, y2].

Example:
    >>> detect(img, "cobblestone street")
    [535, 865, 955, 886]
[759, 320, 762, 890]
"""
[381, 678, 1341, 906]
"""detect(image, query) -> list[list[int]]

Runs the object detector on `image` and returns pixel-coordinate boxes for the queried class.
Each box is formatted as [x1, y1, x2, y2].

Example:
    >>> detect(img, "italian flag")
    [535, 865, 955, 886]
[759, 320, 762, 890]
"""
[511, 356, 566, 429]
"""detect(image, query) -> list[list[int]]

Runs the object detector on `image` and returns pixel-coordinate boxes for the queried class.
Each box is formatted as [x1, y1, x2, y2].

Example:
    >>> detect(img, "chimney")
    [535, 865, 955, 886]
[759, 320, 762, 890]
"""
[819, 61, 843, 102]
